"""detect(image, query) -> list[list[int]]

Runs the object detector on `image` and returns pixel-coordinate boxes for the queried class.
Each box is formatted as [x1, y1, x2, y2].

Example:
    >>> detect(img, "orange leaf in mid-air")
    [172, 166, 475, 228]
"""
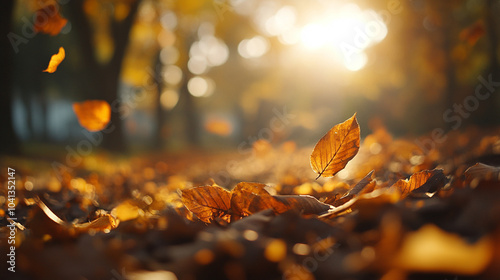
[310, 113, 360, 179]
[204, 117, 233, 136]
[459, 20, 485, 47]
[43, 47, 65, 73]
[34, 4, 68, 36]
[72, 100, 111, 132]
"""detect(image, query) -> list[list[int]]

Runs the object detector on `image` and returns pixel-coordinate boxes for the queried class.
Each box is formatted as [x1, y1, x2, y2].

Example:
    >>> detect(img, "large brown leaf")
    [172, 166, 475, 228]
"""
[181, 184, 231, 223]
[310, 113, 360, 179]
[182, 182, 331, 223]
[231, 182, 331, 218]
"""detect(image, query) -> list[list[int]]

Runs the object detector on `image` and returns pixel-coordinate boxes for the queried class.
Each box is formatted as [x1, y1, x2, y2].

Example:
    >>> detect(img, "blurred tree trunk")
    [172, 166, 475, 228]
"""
[68, 0, 140, 152]
[483, 0, 500, 125]
[0, 0, 20, 155]
[153, 52, 165, 150]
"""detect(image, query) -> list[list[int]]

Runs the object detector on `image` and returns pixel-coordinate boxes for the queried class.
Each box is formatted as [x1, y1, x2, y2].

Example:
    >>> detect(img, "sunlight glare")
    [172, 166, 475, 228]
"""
[300, 23, 327, 50]
[160, 89, 179, 110]
[296, 3, 388, 71]
[344, 51, 368, 71]
[188, 76, 215, 97]
[238, 36, 270, 58]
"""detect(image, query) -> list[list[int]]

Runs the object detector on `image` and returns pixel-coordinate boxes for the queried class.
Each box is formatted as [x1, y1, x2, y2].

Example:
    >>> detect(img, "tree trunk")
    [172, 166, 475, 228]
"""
[67, 0, 140, 152]
[0, 0, 20, 155]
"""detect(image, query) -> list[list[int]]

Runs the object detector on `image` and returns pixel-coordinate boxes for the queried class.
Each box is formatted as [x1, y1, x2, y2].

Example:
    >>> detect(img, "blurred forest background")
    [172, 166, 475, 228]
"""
[2, 0, 500, 156]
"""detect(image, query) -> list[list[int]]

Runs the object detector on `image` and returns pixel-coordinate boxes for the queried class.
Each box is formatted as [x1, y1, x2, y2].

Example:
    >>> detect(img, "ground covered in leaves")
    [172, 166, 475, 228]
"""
[2, 123, 500, 280]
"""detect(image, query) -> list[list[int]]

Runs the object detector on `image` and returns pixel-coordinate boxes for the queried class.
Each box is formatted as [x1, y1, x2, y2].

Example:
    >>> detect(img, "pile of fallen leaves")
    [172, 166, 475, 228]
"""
[2, 114, 500, 280]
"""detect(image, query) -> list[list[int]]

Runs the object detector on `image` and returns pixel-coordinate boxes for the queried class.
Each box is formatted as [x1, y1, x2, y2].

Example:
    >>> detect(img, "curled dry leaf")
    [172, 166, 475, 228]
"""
[391, 169, 446, 198]
[72, 100, 112, 132]
[34, 4, 68, 36]
[232, 182, 332, 218]
[310, 113, 360, 179]
[465, 163, 500, 182]
[35, 198, 117, 235]
[344, 170, 375, 198]
[181, 182, 332, 223]
[43, 47, 65, 73]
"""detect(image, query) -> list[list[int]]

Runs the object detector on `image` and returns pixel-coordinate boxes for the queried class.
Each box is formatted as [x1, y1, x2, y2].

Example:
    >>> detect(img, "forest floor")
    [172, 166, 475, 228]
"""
[2, 125, 500, 280]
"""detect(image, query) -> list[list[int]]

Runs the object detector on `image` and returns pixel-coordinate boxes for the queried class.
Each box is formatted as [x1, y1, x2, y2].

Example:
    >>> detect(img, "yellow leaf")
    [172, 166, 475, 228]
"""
[310, 113, 360, 179]
[394, 224, 493, 274]
[43, 47, 65, 73]
[72, 100, 111, 132]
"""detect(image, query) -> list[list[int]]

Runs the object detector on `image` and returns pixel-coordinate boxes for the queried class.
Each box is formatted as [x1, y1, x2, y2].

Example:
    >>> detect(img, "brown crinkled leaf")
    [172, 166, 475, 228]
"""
[43, 47, 65, 73]
[320, 188, 401, 220]
[72, 100, 111, 132]
[310, 113, 360, 179]
[181, 184, 231, 223]
[232, 182, 331, 218]
[391, 169, 445, 198]
[34, 4, 68, 36]
[231, 182, 278, 218]
[182, 182, 332, 223]
[465, 163, 500, 182]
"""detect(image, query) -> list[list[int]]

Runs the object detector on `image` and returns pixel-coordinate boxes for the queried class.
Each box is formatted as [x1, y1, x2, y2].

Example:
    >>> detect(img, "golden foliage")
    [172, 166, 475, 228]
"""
[310, 113, 360, 179]
[72, 100, 112, 132]
[43, 47, 65, 73]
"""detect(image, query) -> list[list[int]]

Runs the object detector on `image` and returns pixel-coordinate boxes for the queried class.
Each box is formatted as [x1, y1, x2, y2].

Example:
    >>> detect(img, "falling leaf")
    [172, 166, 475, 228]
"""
[465, 163, 500, 182]
[34, 4, 68, 36]
[459, 20, 485, 47]
[181, 184, 232, 223]
[72, 100, 112, 132]
[204, 117, 233, 136]
[394, 224, 493, 274]
[391, 169, 446, 198]
[43, 47, 65, 73]
[310, 113, 360, 179]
